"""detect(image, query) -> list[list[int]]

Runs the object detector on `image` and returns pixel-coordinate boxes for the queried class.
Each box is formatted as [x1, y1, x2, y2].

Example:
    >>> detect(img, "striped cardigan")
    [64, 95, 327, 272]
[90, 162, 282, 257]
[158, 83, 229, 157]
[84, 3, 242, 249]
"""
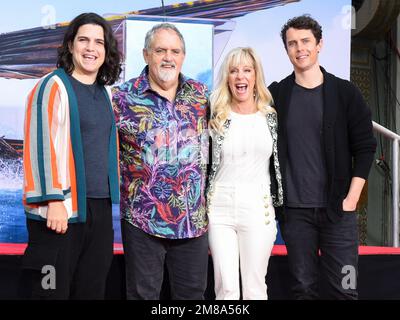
[23, 68, 120, 223]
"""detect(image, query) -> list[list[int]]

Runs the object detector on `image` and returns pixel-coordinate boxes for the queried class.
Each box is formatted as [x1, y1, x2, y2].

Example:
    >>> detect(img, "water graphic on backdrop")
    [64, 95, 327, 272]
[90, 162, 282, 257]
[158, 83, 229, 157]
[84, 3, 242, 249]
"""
[0, 157, 26, 242]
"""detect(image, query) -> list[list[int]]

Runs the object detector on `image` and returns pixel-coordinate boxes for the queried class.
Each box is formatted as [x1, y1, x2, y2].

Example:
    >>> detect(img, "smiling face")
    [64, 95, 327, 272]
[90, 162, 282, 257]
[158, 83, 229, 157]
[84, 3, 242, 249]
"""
[69, 23, 105, 83]
[143, 28, 185, 88]
[228, 62, 256, 106]
[285, 27, 322, 73]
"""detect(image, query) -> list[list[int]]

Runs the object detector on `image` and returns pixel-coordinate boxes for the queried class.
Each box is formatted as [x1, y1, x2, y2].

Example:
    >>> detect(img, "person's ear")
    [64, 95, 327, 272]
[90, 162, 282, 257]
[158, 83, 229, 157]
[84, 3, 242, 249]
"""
[68, 41, 73, 53]
[317, 38, 323, 53]
[143, 48, 149, 64]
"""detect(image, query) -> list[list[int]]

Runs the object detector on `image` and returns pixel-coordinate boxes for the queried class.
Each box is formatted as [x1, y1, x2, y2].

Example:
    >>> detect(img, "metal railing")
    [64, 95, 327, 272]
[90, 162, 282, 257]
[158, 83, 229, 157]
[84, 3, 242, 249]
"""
[372, 121, 400, 247]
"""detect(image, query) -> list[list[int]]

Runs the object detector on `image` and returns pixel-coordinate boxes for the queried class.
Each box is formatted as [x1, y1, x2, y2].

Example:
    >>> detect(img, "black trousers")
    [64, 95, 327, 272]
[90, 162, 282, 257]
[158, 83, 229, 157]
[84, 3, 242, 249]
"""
[19, 198, 114, 300]
[121, 219, 209, 300]
[280, 207, 358, 300]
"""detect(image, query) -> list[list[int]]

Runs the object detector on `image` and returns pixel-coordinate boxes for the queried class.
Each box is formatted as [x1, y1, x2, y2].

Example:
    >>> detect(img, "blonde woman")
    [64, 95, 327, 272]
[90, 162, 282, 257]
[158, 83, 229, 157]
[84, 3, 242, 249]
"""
[207, 47, 283, 300]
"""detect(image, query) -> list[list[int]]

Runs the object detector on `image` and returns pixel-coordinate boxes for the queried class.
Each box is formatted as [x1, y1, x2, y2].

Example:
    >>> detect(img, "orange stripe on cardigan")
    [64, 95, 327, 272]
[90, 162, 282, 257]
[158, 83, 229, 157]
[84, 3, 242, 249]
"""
[47, 82, 62, 190]
[23, 82, 40, 193]
[68, 137, 78, 212]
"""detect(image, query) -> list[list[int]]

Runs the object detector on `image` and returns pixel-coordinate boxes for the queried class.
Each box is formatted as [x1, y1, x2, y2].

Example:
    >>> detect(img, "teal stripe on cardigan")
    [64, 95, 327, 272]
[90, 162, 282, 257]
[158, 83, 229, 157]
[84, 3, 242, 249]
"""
[36, 73, 56, 203]
[26, 187, 72, 204]
[53, 68, 87, 223]
[102, 88, 120, 204]
[26, 194, 65, 204]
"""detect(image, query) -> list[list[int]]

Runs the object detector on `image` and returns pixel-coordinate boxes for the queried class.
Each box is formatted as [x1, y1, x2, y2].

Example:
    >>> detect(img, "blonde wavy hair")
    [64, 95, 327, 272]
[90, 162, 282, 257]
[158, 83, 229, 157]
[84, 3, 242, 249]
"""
[209, 47, 275, 132]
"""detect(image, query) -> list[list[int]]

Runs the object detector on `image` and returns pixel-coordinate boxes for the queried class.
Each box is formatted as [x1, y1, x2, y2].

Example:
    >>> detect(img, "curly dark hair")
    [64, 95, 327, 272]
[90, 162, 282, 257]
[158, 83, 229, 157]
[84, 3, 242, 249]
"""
[280, 14, 322, 50]
[57, 12, 122, 85]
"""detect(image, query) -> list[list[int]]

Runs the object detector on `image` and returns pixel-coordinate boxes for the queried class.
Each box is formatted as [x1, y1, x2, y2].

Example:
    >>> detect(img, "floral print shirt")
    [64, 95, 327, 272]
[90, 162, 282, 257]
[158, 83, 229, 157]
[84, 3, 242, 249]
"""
[112, 67, 209, 239]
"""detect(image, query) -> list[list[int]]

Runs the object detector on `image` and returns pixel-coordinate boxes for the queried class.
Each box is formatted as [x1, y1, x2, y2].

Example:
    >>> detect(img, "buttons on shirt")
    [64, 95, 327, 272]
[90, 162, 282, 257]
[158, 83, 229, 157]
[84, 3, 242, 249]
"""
[264, 193, 270, 224]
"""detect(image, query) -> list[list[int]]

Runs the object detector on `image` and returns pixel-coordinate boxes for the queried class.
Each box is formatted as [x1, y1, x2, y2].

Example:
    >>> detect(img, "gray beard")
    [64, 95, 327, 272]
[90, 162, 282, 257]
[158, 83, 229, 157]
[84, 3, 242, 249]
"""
[158, 69, 177, 82]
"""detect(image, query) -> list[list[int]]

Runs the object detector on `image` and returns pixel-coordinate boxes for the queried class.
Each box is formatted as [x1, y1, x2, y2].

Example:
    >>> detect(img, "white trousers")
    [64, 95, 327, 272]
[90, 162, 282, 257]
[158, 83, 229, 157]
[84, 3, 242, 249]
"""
[208, 184, 277, 300]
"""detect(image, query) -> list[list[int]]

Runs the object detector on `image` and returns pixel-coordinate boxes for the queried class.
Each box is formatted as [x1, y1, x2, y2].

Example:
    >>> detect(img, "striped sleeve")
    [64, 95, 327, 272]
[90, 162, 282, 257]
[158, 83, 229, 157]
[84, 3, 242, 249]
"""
[23, 75, 66, 204]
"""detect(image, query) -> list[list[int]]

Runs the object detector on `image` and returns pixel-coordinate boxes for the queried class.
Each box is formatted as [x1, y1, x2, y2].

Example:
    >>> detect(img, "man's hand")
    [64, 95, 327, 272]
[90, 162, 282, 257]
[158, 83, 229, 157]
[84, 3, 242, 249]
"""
[46, 201, 68, 234]
[342, 197, 357, 212]
[342, 177, 366, 212]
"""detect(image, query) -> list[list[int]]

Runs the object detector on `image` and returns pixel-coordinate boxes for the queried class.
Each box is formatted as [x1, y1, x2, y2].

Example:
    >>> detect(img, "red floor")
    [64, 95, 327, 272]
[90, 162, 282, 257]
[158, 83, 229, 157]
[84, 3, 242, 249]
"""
[2, 243, 400, 255]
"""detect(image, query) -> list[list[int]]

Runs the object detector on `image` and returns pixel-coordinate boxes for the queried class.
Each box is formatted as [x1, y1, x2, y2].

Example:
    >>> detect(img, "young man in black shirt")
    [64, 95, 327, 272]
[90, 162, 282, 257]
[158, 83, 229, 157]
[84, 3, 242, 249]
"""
[269, 15, 376, 299]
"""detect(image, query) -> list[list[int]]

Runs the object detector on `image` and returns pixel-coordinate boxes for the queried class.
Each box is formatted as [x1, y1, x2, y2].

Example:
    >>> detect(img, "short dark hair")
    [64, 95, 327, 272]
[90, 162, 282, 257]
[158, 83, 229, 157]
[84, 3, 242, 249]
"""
[280, 14, 322, 50]
[57, 12, 122, 85]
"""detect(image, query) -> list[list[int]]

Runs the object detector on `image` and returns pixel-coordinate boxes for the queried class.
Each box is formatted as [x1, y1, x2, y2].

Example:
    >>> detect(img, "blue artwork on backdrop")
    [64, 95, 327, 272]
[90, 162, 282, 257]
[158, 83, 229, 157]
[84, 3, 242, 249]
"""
[0, 156, 26, 242]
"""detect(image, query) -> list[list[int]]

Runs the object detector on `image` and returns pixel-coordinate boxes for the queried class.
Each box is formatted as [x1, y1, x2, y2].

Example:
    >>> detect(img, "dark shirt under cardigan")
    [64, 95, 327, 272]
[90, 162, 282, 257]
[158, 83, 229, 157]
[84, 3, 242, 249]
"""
[286, 83, 328, 208]
[69, 75, 112, 198]
[268, 66, 377, 222]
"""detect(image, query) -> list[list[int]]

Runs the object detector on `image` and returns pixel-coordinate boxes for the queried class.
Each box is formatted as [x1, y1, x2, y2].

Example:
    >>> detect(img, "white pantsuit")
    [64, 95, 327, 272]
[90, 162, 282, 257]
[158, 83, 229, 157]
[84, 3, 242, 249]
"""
[208, 111, 278, 300]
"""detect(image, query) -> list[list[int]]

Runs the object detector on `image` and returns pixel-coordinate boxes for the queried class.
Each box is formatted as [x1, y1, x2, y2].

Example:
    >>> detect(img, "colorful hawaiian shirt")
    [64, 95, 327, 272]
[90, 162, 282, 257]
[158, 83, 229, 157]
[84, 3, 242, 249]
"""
[112, 67, 209, 239]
